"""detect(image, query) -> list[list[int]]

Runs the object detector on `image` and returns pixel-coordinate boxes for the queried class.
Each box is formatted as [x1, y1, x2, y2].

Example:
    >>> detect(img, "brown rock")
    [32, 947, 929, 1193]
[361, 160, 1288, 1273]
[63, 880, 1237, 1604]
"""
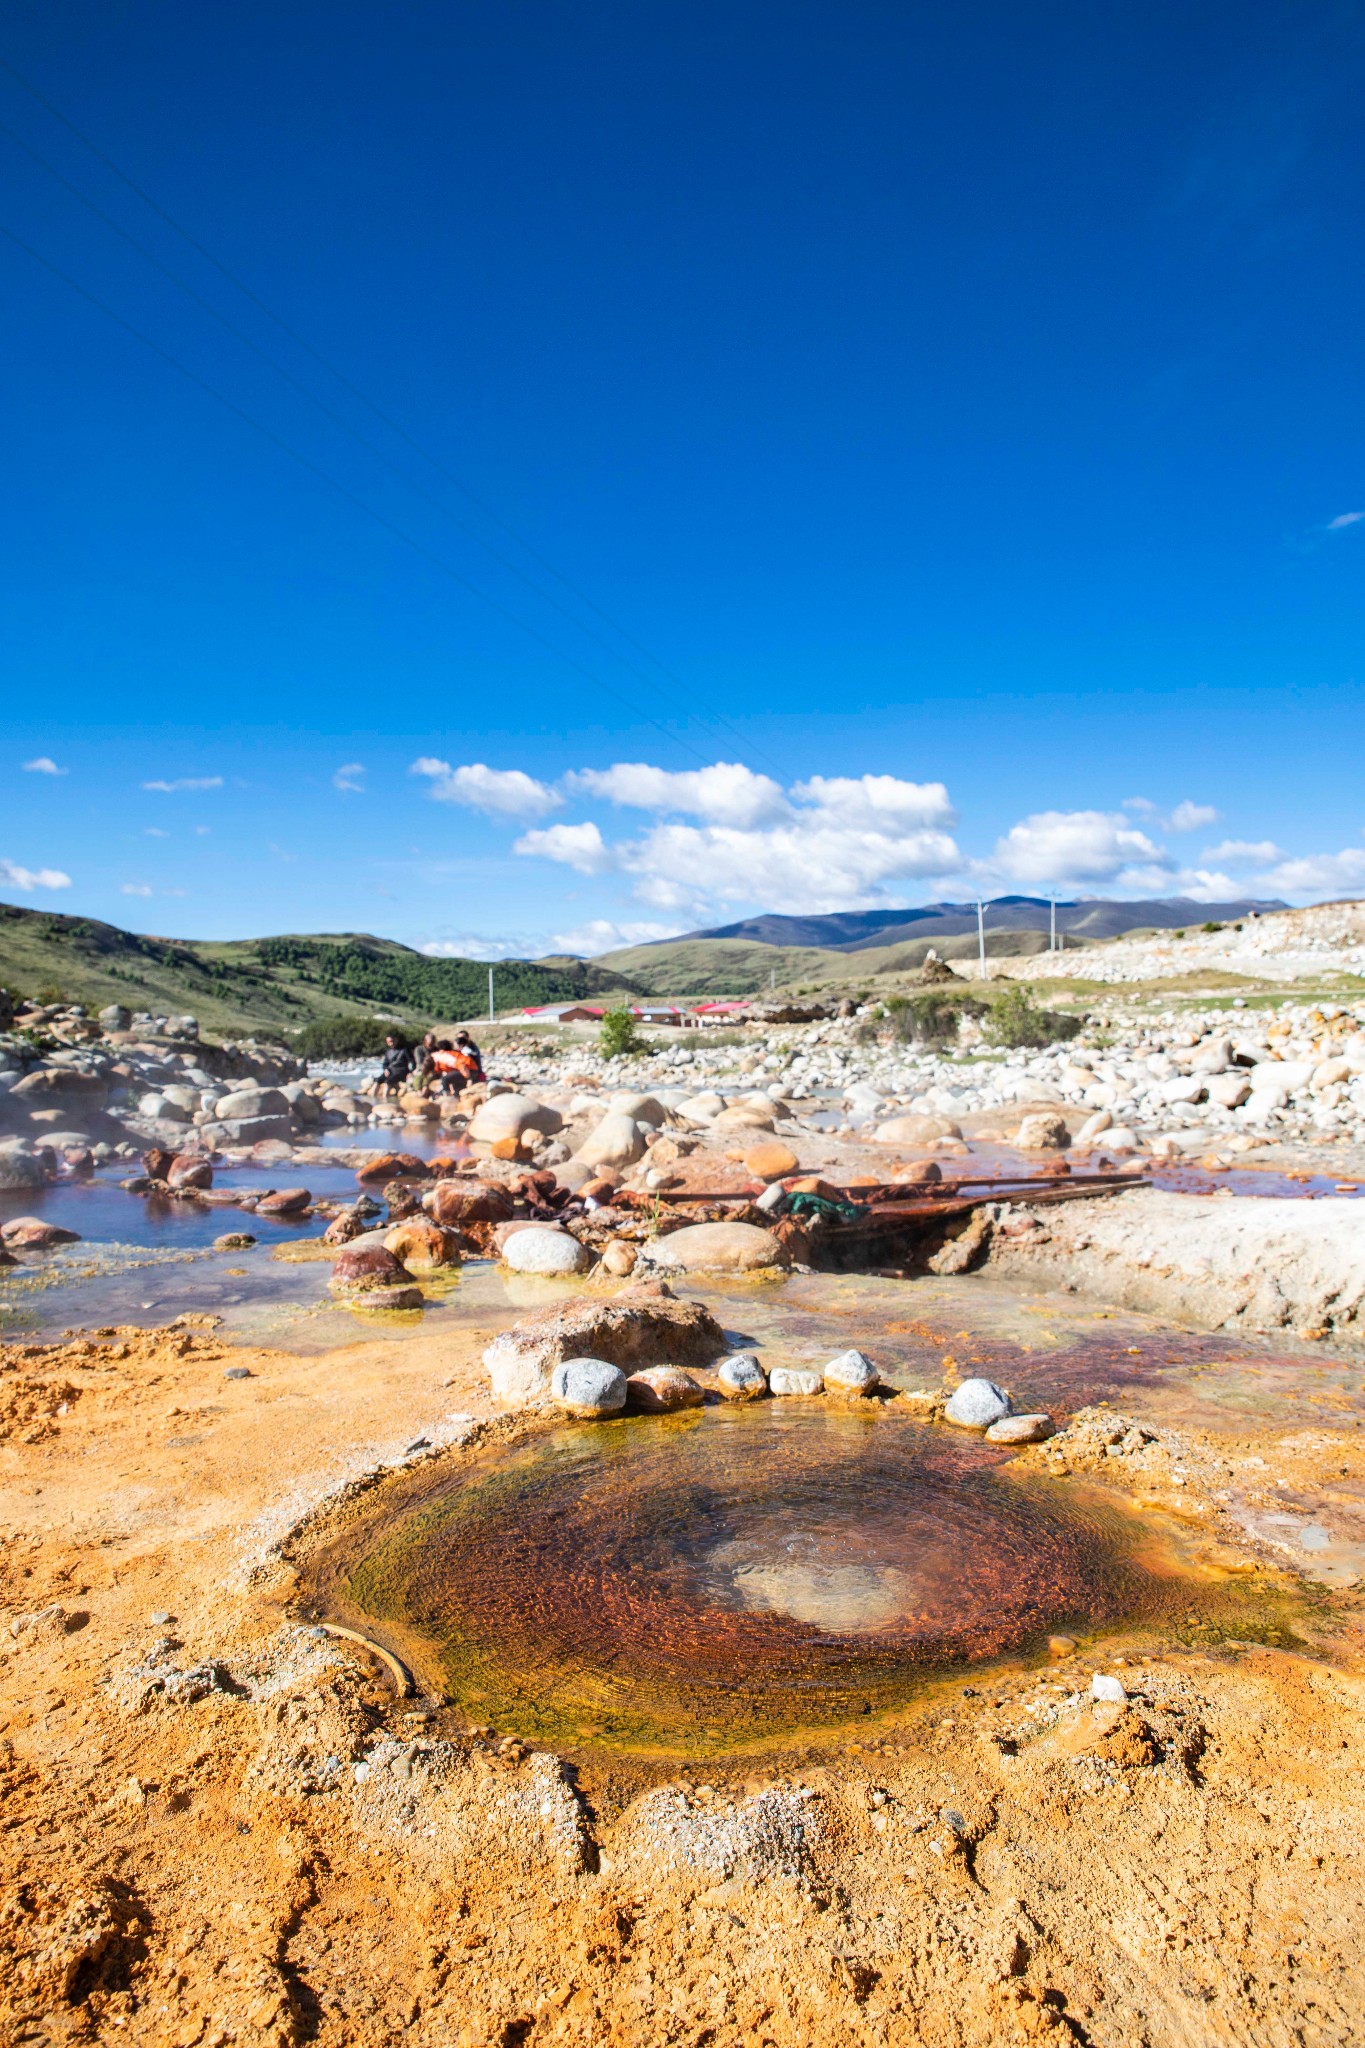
[397, 1091, 439, 1119]
[384, 1218, 462, 1270]
[0, 1217, 80, 1249]
[143, 1147, 176, 1181]
[356, 1152, 431, 1183]
[345, 1283, 425, 1313]
[600, 1240, 638, 1276]
[483, 1287, 728, 1400]
[323, 1211, 368, 1246]
[625, 1365, 705, 1413]
[329, 1244, 410, 1293]
[257, 1187, 311, 1216]
[167, 1152, 214, 1191]
[890, 1160, 942, 1185]
[743, 1140, 799, 1182]
[1014, 1112, 1071, 1151]
[427, 1179, 515, 1229]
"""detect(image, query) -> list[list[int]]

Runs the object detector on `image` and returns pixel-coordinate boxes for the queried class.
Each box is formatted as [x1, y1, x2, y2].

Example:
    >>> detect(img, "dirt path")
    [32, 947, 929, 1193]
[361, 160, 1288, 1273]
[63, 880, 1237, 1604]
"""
[4, 1313, 1365, 2046]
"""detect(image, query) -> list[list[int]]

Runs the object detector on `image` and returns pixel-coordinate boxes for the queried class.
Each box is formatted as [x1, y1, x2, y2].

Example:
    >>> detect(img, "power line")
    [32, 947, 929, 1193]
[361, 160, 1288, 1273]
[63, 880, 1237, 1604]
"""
[0, 219, 722, 767]
[0, 55, 785, 778]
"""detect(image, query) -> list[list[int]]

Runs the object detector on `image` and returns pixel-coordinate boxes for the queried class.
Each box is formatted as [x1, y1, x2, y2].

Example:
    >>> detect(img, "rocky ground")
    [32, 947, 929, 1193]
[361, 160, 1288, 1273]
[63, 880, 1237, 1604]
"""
[5, 926, 1365, 2044]
[4, 1293, 1365, 2047]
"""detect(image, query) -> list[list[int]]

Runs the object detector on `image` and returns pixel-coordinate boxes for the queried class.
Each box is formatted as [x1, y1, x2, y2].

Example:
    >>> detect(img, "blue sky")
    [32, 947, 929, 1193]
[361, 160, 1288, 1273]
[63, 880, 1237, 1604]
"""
[4, 0, 1364, 956]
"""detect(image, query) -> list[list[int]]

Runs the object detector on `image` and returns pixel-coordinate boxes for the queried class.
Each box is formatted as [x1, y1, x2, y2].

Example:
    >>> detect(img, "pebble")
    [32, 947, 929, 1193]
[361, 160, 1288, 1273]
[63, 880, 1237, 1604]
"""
[148, 1610, 172, 1626]
[550, 1357, 628, 1417]
[944, 1378, 1012, 1428]
[716, 1353, 768, 1400]
[625, 1365, 705, 1413]
[769, 1366, 824, 1397]
[1091, 1673, 1127, 1704]
[822, 1349, 880, 1396]
[212, 1232, 257, 1251]
[500, 1225, 590, 1276]
[984, 1412, 1055, 1444]
[223, 1366, 252, 1381]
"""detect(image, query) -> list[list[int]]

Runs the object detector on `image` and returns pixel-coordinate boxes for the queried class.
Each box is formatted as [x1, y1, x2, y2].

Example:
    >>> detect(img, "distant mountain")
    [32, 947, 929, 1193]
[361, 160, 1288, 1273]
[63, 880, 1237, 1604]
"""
[668, 896, 1287, 953]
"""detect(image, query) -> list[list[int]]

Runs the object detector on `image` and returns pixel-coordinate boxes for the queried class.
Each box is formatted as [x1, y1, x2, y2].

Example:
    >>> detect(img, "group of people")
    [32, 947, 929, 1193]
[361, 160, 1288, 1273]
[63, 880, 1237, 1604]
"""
[370, 1029, 484, 1100]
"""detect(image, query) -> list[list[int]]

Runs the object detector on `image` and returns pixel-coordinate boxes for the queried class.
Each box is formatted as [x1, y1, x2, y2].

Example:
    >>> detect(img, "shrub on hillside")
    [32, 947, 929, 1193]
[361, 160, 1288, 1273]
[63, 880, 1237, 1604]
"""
[599, 1006, 643, 1058]
[986, 984, 1082, 1049]
[296, 1015, 393, 1060]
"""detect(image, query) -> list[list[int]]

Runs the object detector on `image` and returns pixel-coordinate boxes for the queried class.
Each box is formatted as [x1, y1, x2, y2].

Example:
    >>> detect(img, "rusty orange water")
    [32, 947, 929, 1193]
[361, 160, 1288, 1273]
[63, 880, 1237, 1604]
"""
[337, 1404, 1279, 1755]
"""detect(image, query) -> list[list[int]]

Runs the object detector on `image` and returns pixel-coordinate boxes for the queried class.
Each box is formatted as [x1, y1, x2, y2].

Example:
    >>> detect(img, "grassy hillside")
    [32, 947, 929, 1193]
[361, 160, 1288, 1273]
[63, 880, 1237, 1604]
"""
[595, 925, 1084, 995]
[0, 903, 634, 1040]
[591, 937, 840, 997]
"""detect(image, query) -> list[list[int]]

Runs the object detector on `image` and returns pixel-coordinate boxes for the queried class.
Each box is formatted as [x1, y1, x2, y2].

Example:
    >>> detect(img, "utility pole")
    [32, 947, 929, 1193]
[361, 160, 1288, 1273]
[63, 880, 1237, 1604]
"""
[977, 899, 987, 979]
[1050, 896, 1056, 952]
[488, 966, 495, 1022]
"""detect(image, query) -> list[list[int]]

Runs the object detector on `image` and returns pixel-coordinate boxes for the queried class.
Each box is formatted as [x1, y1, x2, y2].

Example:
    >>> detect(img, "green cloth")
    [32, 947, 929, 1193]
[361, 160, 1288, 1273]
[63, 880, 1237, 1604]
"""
[783, 1191, 867, 1226]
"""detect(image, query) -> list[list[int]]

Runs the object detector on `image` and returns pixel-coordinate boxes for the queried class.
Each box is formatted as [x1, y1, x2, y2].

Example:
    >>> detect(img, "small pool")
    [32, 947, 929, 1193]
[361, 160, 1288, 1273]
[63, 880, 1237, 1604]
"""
[321, 1404, 1295, 1756]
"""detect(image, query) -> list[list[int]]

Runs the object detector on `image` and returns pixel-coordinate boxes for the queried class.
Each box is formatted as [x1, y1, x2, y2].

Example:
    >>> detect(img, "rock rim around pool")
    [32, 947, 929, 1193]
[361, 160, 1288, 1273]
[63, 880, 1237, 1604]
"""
[769, 1366, 824, 1397]
[483, 1287, 728, 1402]
[625, 1365, 705, 1413]
[499, 1225, 591, 1277]
[716, 1353, 768, 1400]
[822, 1349, 881, 1397]
[944, 1378, 1013, 1429]
[985, 1413, 1056, 1445]
[550, 1357, 628, 1417]
[636, 1220, 789, 1276]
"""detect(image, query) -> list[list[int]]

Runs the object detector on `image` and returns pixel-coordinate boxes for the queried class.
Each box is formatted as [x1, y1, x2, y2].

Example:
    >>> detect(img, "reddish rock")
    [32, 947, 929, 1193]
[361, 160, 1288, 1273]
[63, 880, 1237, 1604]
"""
[167, 1152, 214, 1191]
[890, 1160, 943, 1185]
[329, 1244, 410, 1292]
[426, 1178, 515, 1250]
[143, 1148, 176, 1181]
[743, 1141, 800, 1182]
[258, 1187, 311, 1216]
[625, 1365, 706, 1413]
[356, 1152, 431, 1183]
[323, 1211, 368, 1246]
[1, 1216, 80, 1249]
[384, 1218, 462, 1270]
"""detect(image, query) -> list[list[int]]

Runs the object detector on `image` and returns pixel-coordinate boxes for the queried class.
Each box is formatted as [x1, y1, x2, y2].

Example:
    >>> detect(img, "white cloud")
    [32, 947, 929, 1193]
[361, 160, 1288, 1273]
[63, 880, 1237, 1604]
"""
[411, 758, 561, 818]
[144, 827, 169, 839]
[617, 818, 962, 916]
[1202, 838, 1284, 866]
[120, 882, 154, 898]
[791, 774, 958, 830]
[142, 776, 224, 793]
[1326, 511, 1363, 530]
[551, 918, 682, 955]
[333, 762, 365, 793]
[992, 810, 1164, 885]
[566, 761, 787, 827]
[1165, 801, 1219, 833]
[195, 825, 211, 836]
[417, 933, 539, 960]
[513, 821, 614, 874]
[22, 756, 66, 775]
[1, 858, 71, 892]
[1122, 796, 1159, 815]
[1256, 848, 1365, 894]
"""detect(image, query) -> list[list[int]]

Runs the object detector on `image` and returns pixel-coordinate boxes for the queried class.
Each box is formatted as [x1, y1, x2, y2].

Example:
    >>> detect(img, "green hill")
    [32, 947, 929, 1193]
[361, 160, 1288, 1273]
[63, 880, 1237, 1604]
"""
[0, 902, 634, 1041]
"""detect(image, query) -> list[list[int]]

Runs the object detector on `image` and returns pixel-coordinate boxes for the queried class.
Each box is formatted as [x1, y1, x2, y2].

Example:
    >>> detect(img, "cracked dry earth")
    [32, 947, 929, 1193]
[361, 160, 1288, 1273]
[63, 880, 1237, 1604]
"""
[3, 1315, 1365, 2047]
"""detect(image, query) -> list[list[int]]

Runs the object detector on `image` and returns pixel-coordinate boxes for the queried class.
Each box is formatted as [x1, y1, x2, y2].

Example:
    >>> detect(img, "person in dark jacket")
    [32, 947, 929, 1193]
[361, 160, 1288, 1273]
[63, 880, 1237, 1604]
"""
[376, 1034, 414, 1099]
